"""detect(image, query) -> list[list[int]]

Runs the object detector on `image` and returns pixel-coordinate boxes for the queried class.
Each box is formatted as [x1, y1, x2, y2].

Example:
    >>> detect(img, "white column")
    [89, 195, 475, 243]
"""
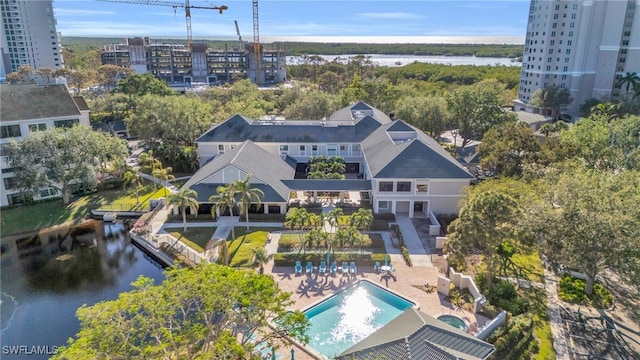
[409, 201, 414, 218]
[264, 203, 269, 214]
[391, 200, 396, 215]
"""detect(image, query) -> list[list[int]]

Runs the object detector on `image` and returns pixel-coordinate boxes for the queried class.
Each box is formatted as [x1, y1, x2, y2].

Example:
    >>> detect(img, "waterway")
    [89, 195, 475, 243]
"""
[0, 221, 165, 359]
[287, 54, 522, 67]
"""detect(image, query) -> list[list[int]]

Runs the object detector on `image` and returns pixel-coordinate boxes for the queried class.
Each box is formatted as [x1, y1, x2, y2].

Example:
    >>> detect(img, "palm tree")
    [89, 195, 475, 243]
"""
[209, 238, 229, 265]
[285, 208, 310, 254]
[123, 168, 143, 204]
[350, 208, 373, 232]
[252, 247, 274, 274]
[138, 150, 161, 174]
[152, 166, 175, 197]
[233, 174, 264, 230]
[167, 188, 199, 232]
[328, 207, 344, 232]
[209, 184, 239, 240]
[334, 228, 349, 250]
[617, 72, 640, 92]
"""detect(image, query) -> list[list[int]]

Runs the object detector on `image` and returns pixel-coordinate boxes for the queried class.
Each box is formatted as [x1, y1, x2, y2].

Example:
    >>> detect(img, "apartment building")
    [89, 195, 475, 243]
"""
[101, 37, 286, 85]
[0, 84, 89, 207]
[516, 0, 640, 114]
[0, 0, 63, 79]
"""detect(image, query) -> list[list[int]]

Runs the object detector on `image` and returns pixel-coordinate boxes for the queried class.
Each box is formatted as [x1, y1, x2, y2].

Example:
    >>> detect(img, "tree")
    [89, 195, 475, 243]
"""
[52, 264, 309, 359]
[114, 73, 175, 96]
[307, 156, 345, 179]
[394, 95, 449, 138]
[617, 72, 640, 92]
[478, 121, 541, 177]
[123, 168, 143, 203]
[138, 150, 161, 177]
[151, 166, 175, 197]
[447, 190, 522, 289]
[209, 184, 239, 240]
[447, 79, 517, 147]
[234, 174, 264, 230]
[209, 238, 230, 265]
[36, 67, 55, 85]
[283, 90, 337, 119]
[350, 208, 373, 232]
[284, 207, 311, 254]
[167, 188, 199, 232]
[529, 164, 640, 295]
[252, 247, 274, 274]
[98, 64, 132, 91]
[528, 85, 573, 120]
[327, 207, 344, 232]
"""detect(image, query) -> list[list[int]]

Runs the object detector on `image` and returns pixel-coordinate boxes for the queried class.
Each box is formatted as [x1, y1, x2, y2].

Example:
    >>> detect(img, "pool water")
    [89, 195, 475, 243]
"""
[303, 281, 415, 358]
[437, 314, 468, 330]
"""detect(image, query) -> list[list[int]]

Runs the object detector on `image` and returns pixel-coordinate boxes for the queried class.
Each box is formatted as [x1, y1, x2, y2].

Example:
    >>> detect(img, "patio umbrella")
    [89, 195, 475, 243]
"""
[384, 254, 389, 266]
[291, 349, 295, 360]
[271, 348, 275, 360]
[326, 250, 330, 265]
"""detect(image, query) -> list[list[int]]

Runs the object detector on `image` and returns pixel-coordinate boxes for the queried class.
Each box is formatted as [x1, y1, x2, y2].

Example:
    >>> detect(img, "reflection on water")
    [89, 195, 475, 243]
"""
[0, 220, 165, 359]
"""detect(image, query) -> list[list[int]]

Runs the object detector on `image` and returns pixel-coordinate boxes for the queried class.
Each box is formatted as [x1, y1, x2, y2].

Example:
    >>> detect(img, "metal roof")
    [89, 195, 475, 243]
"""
[280, 179, 372, 191]
[338, 308, 495, 360]
[188, 183, 286, 203]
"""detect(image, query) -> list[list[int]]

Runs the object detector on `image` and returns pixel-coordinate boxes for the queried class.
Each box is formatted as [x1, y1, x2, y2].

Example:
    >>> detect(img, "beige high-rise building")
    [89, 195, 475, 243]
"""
[515, 0, 640, 115]
[0, 0, 63, 79]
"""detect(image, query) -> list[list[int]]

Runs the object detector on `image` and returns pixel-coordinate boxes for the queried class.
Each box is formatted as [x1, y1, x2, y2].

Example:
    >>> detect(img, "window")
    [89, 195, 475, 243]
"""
[3, 177, 18, 190]
[28, 123, 47, 132]
[352, 144, 361, 154]
[569, 31, 574, 37]
[555, 4, 560, 10]
[1, 124, 22, 138]
[379, 182, 393, 192]
[39, 187, 57, 198]
[299, 145, 306, 155]
[339, 144, 348, 154]
[311, 145, 318, 155]
[553, 14, 558, 19]
[416, 184, 428, 192]
[573, 4, 578, 10]
[279, 145, 289, 154]
[378, 201, 390, 210]
[53, 119, 78, 128]
[550, 40, 555, 46]
[218, 144, 224, 154]
[397, 182, 411, 192]
[551, 31, 556, 37]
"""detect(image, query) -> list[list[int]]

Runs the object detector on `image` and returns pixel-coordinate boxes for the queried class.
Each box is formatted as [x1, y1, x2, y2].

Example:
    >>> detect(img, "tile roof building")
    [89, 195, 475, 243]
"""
[0, 84, 89, 206]
[188, 102, 474, 218]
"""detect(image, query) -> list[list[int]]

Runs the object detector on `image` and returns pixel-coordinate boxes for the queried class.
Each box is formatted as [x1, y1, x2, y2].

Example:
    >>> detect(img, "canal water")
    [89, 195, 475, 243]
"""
[0, 220, 166, 359]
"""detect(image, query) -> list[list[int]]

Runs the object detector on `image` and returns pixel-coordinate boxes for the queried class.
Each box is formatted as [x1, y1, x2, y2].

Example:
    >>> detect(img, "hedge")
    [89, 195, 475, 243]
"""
[273, 252, 388, 267]
[247, 213, 286, 222]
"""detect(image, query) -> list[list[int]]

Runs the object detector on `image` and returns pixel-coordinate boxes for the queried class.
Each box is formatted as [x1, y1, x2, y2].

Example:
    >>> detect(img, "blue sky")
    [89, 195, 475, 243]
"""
[54, 0, 529, 43]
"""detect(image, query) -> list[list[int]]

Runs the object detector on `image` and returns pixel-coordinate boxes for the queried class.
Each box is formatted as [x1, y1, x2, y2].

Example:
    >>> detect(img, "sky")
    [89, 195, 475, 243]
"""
[53, 0, 530, 43]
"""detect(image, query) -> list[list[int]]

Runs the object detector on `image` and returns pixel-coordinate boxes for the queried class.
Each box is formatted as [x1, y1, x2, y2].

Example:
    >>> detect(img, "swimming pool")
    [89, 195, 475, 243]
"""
[437, 314, 468, 331]
[303, 280, 416, 359]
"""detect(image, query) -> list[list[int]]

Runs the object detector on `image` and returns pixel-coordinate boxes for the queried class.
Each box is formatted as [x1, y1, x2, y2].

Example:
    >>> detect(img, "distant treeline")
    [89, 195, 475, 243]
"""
[61, 37, 523, 58]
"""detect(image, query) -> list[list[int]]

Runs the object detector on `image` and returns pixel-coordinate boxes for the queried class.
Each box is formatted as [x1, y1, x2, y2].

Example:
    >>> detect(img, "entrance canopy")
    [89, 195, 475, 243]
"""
[281, 179, 372, 191]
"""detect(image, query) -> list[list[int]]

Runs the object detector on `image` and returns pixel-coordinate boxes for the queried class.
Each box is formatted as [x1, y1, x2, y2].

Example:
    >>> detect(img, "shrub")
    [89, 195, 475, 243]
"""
[273, 252, 387, 267]
[370, 219, 391, 231]
[558, 276, 613, 309]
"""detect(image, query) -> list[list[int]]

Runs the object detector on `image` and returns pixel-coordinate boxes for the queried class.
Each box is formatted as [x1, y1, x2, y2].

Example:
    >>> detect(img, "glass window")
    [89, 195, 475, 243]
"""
[378, 201, 389, 209]
[279, 145, 289, 153]
[218, 144, 224, 150]
[53, 119, 79, 128]
[379, 182, 393, 192]
[1, 124, 21, 138]
[416, 184, 428, 192]
[3, 176, 18, 190]
[397, 182, 411, 192]
[28, 123, 47, 132]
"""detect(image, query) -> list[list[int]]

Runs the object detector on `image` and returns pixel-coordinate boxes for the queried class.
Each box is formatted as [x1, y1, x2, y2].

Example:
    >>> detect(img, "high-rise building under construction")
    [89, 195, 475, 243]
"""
[515, 0, 639, 114]
[100, 37, 286, 86]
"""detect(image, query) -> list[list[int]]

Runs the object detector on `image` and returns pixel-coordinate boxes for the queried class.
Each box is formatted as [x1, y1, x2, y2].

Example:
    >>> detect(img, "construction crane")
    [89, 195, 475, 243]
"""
[98, 0, 227, 48]
[252, 0, 261, 85]
[234, 20, 243, 43]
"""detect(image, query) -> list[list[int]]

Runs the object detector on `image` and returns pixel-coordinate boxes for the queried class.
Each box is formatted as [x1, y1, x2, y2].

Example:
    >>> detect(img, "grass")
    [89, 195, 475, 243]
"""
[0, 183, 167, 237]
[227, 227, 274, 267]
[277, 232, 384, 253]
[168, 227, 216, 253]
[508, 252, 545, 284]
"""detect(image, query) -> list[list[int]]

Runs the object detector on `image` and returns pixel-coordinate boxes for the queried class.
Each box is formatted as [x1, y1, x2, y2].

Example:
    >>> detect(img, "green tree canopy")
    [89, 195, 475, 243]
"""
[528, 85, 573, 120]
[478, 121, 541, 177]
[114, 73, 175, 96]
[394, 95, 450, 138]
[53, 264, 309, 359]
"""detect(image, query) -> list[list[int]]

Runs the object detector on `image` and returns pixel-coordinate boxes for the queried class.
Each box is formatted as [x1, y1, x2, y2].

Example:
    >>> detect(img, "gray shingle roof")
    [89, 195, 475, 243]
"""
[182, 140, 294, 202]
[72, 96, 90, 111]
[1, 84, 81, 122]
[362, 121, 474, 179]
[329, 101, 392, 124]
[187, 183, 285, 203]
[338, 308, 495, 360]
[387, 120, 415, 132]
[196, 113, 383, 143]
[281, 179, 372, 191]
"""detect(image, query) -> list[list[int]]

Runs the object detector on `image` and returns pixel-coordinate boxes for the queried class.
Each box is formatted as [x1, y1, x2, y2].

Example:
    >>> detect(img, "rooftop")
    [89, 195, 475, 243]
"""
[0, 84, 81, 122]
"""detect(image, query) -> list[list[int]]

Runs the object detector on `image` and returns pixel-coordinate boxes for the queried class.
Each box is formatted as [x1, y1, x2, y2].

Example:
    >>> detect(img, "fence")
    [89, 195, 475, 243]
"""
[475, 311, 507, 340]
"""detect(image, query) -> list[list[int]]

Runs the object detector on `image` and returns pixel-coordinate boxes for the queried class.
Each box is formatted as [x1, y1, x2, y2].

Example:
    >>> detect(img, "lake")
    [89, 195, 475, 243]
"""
[0, 221, 165, 359]
[287, 54, 522, 67]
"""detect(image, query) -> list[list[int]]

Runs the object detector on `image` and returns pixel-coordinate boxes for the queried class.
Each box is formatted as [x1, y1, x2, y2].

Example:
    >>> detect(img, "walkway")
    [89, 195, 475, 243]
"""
[543, 268, 571, 360]
[395, 216, 432, 266]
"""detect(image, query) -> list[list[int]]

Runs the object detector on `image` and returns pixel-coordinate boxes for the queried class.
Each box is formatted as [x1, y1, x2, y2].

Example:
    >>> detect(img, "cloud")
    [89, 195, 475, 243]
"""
[358, 12, 423, 19]
[54, 8, 115, 16]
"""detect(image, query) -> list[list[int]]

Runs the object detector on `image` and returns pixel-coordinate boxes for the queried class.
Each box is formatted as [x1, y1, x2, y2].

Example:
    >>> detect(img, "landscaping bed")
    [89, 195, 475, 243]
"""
[168, 227, 216, 253]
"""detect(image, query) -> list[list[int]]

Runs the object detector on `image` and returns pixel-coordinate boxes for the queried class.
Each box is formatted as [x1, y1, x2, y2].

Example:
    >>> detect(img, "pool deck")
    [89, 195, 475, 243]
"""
[264, 232, 490, 360]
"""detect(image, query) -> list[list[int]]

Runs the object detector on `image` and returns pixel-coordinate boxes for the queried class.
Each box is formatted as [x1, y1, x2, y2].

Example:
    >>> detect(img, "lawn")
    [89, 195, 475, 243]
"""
[277, 232, 384, 252]
[508, 252, 545, 284]
[0, 184, 167, 237]
[168, 227, 216, 253]
[227, 227, 274, 267]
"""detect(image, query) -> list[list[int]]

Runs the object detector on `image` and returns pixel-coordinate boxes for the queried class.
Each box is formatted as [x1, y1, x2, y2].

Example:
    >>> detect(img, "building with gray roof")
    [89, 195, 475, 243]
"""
[189, 102, 474, 217]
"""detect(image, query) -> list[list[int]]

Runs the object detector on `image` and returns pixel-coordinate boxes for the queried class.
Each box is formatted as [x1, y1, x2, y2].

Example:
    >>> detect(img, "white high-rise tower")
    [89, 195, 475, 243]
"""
[1, 0, 63, 79]
[515, 0, 640, 114]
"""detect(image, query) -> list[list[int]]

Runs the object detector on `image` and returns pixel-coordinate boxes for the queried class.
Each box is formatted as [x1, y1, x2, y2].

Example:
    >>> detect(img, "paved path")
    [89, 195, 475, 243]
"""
[543, 268, 571, 360]
[395, 216, 432, 266]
